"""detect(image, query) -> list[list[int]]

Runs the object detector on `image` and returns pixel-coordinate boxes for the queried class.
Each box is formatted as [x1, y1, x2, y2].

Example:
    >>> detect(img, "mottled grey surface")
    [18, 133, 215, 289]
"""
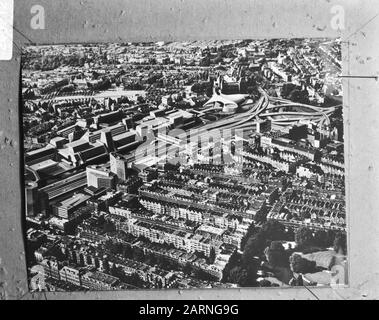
[1, 0, 379, 300]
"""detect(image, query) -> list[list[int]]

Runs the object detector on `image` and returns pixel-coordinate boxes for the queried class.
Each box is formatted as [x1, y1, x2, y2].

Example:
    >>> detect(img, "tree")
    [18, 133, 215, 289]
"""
[333, 232, 347, 255]
[254, 208, 268, 224]
[258, 279, 272, 287]
[97, 215, 106, 227]
[103, 220, 116, 233]
[194, 268, 218, 282]
[156, 278, 163, 289]
[132, 247, 145, 262]
[144, 252, 157, 266]
[289, 274, 304, 287]
[222, 250, 258, 286]
[128, 273, 144, 288]
[137, 96, 146, 104]
[199, 56, 211, 67]
[242, 232, 267, 265]
[226, 50, 236, 59]
[267, 87, 278, 97]
[229, 262, 259, 287]
[240, 223, 256, 250]
[264, 241, 287, 268]
[183, 263, 193, 275]
[105, 240, 123, 255]
[285, 227, 295, 242]
[280, 83, 298, 98]
[229, 266, 249, 286]
[295, 227, 314, 248]
[222, 251, 241, 282]
[289, 253, 316, 274]
[122, 244, 133, 259]
[240, 222, 257, 251]
[191, 82, 212, 95]
[325, 230, 337, 247]
[313, 230, 330, 248]
[110, 264, 124, 279]
[288, 89, 309, 104]
[194, 250, 206, 260]
[246, 86, 256, 96]
[261, 220, 286, 241]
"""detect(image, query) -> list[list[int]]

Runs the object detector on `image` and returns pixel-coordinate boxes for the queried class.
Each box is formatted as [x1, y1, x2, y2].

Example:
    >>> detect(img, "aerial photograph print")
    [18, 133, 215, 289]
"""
[21, 38, 347, 292]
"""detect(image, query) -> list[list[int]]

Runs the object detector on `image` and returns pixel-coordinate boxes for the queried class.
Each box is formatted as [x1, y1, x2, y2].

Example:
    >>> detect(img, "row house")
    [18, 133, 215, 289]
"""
[128, 219, 220, 257]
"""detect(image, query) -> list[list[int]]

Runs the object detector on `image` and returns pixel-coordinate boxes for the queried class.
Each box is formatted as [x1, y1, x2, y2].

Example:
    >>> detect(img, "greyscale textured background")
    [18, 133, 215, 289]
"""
[0, 0, 378, 300]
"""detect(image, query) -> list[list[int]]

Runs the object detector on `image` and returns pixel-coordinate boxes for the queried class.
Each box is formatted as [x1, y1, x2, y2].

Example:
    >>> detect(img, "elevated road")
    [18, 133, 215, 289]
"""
[132, 87, 342, 165]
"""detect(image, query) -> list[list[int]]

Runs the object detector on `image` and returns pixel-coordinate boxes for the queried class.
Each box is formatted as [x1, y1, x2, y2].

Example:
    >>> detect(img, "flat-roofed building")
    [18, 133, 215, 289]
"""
[59, 265, 86, 287]
[136, 117, 171, 138]
[81, 271, 119, 291]
[86, 165, 116, 190]
[56, 124, 81, 138]
[52, 193, 91, 219]
[110, 152, 134, 181]
[29, 159, 58, 173]
[25, 144, 56, 165]
[25, 182, 39, 217]
[58, 139, 107, 166]
[113, 131, 136, 147]
[41, 257, 62, 281]
[25, 181, 49, 217]
[82, 123, 127, 144]
[94, 110, 125, 126]
[49, 137, 68, 148]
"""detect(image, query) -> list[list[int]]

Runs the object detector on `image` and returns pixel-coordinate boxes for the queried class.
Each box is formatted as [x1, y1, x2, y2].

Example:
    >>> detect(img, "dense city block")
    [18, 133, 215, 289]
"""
[22, 39, 347, 291]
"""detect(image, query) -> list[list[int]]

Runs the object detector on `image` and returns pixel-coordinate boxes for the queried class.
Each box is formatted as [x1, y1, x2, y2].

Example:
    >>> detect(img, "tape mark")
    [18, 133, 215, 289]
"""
[338, 75, 378, 80]
[0, 0, 13, 60]
[346, 12, 379, 40]
[302, 283, 320, 300]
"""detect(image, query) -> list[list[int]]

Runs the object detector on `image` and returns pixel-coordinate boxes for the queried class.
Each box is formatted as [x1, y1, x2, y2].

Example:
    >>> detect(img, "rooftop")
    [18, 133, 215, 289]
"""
[29, 159, 58, 172]
[83, 271, 119, 285]
[57, 193, 91, 209]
